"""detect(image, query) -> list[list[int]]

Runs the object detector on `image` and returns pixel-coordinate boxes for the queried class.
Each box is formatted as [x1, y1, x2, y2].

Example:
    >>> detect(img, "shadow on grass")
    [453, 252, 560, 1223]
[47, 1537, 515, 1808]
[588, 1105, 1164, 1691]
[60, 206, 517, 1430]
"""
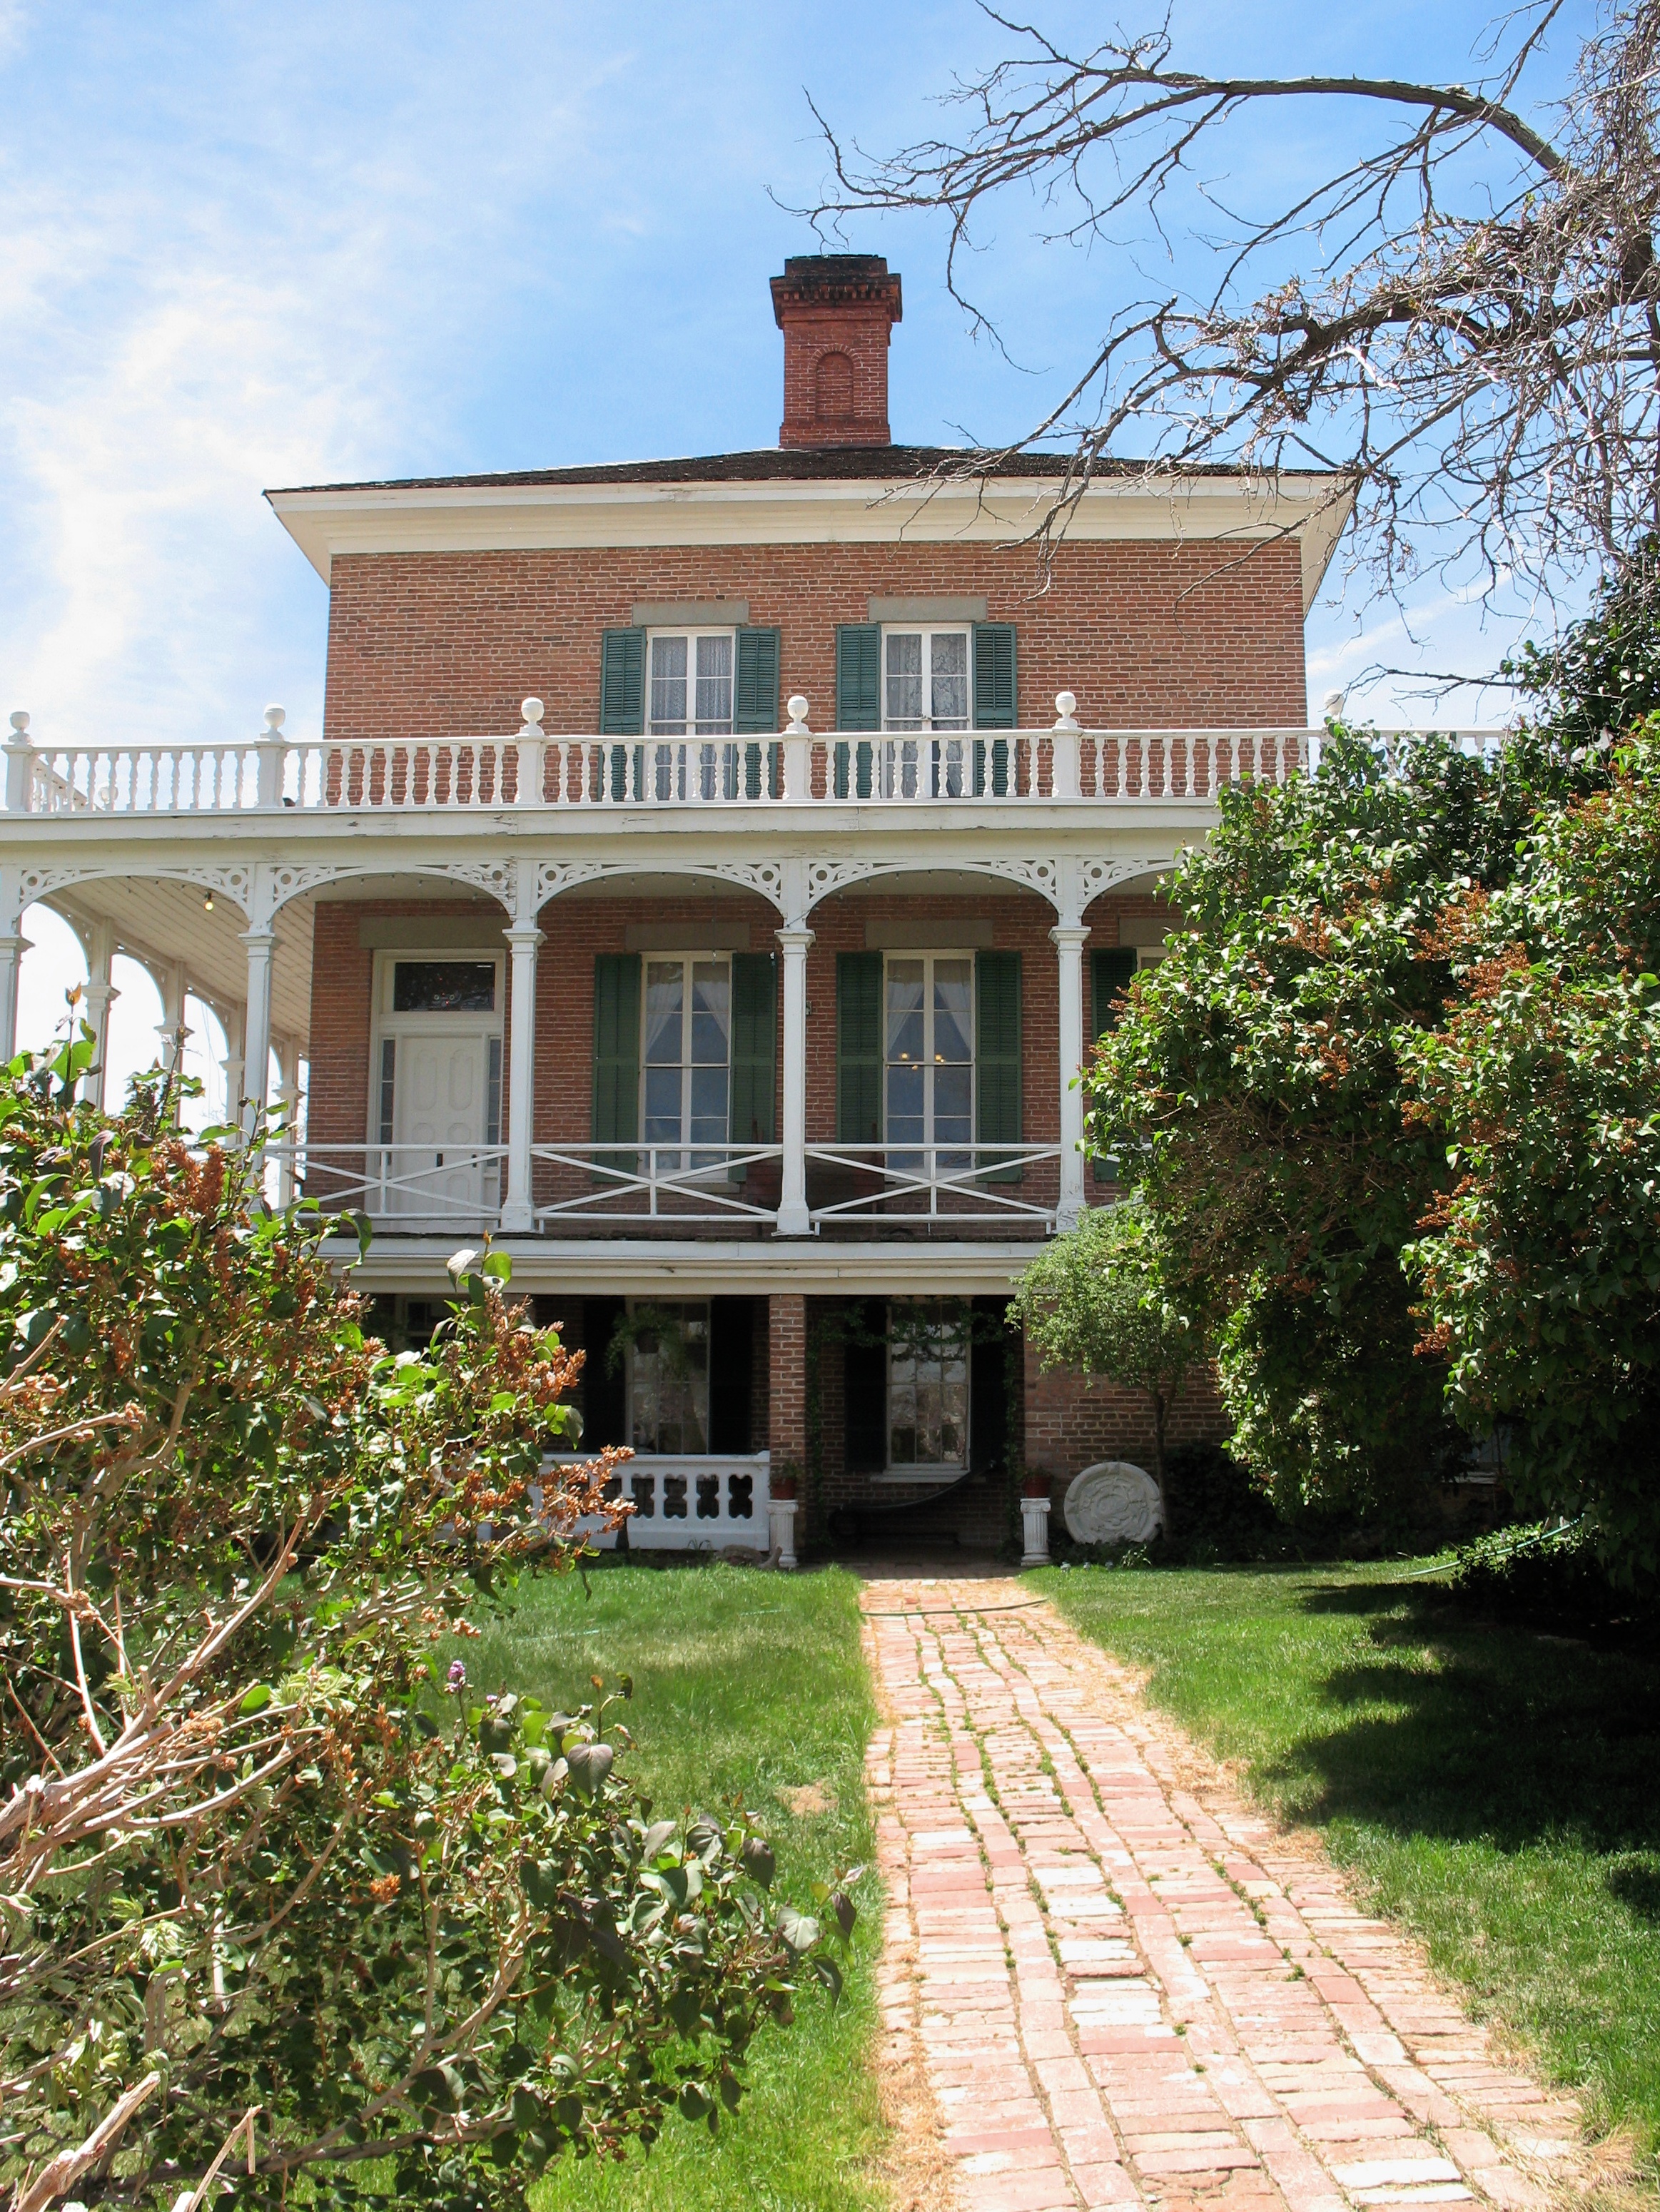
[1259, 1579, 1660, 1860]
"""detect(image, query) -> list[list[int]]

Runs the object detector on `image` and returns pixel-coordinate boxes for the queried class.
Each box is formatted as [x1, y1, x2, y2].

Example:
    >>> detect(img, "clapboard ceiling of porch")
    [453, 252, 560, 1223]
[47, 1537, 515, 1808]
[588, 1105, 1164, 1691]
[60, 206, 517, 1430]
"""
[49, 881, 315, 1050]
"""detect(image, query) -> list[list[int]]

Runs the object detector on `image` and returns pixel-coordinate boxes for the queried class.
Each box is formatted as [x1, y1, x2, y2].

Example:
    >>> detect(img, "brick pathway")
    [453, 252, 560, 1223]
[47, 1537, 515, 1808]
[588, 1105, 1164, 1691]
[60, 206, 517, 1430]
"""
[861, 1578, 1588, 2212]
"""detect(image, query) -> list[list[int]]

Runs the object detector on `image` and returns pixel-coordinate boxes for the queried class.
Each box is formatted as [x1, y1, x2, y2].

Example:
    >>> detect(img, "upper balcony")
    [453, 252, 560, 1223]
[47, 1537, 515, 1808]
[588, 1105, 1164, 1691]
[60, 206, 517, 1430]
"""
[4, 696, 1356, 823]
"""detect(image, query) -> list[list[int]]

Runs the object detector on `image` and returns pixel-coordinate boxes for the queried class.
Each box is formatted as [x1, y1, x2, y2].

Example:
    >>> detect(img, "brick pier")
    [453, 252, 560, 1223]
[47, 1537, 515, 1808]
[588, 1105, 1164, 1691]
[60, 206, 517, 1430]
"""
[862, 1579, 1585, 2212]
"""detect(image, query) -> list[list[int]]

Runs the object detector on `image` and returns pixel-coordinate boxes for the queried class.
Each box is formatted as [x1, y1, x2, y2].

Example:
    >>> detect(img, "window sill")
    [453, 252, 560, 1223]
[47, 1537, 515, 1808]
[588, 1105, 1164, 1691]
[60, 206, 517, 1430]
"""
[868, 1467, 969, 1488]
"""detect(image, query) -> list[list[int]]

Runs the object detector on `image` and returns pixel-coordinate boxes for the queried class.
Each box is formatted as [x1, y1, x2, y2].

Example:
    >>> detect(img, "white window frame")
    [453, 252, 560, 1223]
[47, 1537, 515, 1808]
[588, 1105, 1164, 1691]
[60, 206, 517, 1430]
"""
[881, 949, 976, 1165]
[879, 623, 971, 734]
[881, 1297, 971, 1479]
[639, 950, 734, 1172]
[642, 626, 740, 814]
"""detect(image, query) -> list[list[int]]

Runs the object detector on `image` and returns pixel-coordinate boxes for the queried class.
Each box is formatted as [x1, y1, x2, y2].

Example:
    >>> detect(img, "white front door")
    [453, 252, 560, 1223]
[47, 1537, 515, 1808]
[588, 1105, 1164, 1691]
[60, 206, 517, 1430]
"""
[385, 1028, 495, 1219]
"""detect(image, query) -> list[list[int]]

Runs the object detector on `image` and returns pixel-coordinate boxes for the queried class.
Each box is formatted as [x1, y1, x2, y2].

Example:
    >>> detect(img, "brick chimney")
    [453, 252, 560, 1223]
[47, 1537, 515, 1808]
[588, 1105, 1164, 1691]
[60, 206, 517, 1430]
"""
[770, 254, 903, 449]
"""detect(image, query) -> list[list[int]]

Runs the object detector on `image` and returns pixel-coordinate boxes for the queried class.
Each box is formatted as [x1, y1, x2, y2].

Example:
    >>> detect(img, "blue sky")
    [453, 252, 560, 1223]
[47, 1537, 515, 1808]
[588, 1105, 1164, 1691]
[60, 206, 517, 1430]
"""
[0, 0, 1591, 778]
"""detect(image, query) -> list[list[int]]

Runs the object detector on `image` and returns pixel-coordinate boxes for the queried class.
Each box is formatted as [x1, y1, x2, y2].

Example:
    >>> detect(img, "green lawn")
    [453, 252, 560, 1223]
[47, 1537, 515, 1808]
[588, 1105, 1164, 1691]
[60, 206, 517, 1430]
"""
[463, 1561, 887, 2212]
[1037, 1561, 1660, 2181]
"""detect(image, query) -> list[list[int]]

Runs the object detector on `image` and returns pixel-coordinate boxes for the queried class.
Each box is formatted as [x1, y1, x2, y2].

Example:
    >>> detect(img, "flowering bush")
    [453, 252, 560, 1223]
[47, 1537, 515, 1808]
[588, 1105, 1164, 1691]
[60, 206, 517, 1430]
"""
[0, 1042, 852, 2212]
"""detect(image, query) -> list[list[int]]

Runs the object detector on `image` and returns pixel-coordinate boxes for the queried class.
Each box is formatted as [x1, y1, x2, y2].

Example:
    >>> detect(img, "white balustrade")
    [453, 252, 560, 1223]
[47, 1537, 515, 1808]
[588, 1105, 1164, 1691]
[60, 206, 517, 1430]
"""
[550, 1452, 771, 1552]
[0, 699, 1497, 816]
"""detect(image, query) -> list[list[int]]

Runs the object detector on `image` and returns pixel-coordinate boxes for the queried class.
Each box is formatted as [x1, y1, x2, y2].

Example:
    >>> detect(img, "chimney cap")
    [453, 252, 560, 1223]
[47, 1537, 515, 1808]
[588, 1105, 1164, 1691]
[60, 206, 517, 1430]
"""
[770, 253, 902, 328]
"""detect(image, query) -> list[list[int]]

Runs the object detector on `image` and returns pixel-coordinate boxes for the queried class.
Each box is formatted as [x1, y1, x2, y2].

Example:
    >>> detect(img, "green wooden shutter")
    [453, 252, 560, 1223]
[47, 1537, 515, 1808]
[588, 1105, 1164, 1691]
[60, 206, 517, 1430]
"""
[973, 623, 1017, 729]
[729, 952, 777, 1178]
[1090, 948, 1137, 1184]
[836, 624, 881, 729]
[734, 626, 780, 799]
[1090, 948, 1138, 1040]
[600, 627, 644, 803]
[835, 624, 881, 798]
[976, 948, 1022, 1181]
[591, 953, 640, 1177]
[836, 950, 883, 1143]
[599, 627, 644, 734]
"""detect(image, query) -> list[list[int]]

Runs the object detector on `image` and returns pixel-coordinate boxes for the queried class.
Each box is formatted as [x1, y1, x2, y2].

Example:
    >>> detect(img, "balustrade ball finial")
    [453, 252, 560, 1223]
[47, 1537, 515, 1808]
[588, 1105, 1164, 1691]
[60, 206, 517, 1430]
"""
[263, 705, 286, 732]
[520, 698, 545, 727]
[1053, 691, 1080, 731]
[785, 695, 810, 734]
[9, 711, 29, 736]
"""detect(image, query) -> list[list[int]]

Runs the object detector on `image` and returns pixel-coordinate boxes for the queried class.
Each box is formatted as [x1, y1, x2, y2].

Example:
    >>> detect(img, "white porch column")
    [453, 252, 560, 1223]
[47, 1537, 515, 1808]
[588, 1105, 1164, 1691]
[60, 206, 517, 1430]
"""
[81, 919, 118, 1107]
[274, 1041, 300, 1205]
[775, 923, 814, 1237]
[500, 917, 542, 1232]
[1051, 923, 1090, 1230]
[221, 1000, 248, 1131]
[155, 960, 187, 1072]
[240, 930, 275, 1143]
[0, 865, 26, 1064]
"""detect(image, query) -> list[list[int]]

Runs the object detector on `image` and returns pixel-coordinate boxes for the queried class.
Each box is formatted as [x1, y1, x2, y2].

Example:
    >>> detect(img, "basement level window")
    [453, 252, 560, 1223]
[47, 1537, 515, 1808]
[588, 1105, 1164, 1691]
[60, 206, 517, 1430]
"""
[888, 1299, 969, 1471]
[391, 961, 497, 1013]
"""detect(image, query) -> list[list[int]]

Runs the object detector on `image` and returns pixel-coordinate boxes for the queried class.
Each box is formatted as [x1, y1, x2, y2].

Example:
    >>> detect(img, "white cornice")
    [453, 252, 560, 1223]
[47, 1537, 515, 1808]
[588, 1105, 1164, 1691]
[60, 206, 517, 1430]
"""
[268, 472, 1352, 613]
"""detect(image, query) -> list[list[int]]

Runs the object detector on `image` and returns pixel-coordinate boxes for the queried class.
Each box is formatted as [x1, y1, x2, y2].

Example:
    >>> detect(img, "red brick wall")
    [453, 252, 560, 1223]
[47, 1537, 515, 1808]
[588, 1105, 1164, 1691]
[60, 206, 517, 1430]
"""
[768, 1295, 806, 1470]
[306, 886, 1173, 1175]
[1023, 1349, 1228, 1488]
[321, 538, 1306, 745]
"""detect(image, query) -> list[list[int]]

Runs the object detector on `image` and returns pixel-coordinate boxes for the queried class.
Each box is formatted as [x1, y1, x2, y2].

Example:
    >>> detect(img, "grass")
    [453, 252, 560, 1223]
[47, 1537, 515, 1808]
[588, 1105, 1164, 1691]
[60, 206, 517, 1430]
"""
[463, 1560, 887, 2212]
[1036, 1560, 1660, 2181]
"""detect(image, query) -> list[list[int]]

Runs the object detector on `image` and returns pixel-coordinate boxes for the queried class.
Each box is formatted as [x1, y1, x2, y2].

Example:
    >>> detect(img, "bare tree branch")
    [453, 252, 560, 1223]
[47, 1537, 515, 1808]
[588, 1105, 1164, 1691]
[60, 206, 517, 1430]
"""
[799, 0, 1660, 607]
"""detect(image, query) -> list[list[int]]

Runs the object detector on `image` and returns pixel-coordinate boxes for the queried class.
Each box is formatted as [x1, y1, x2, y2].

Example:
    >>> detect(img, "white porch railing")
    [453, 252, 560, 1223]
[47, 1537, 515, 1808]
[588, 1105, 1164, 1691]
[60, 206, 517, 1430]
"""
[804, 1141, 1061, 1229]
[529, 1141, 784, 1226]
[550, 1453, 771, 1551]
[4, 700, 1494, 817]
[268, 1140, 507, 1224]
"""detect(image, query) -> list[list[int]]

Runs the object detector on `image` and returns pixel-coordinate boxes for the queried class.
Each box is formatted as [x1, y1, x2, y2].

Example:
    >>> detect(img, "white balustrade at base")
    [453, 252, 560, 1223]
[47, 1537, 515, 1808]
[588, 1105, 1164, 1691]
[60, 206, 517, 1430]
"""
[553, 1452, 771, 1552]
[1020, 1494, 1051, 1568]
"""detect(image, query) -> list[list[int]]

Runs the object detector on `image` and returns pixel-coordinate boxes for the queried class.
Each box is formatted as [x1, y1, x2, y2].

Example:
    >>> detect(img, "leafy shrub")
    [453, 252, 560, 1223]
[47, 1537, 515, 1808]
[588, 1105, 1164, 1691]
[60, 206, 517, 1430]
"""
[1449, 1518, 1657, 1634]
[0, 1037, 852, 2212]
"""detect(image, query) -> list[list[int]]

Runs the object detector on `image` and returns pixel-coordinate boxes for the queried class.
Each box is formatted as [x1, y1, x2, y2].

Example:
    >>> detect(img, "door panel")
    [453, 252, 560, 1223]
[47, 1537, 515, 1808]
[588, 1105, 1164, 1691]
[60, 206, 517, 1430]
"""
[387, 1030, 492, 1217]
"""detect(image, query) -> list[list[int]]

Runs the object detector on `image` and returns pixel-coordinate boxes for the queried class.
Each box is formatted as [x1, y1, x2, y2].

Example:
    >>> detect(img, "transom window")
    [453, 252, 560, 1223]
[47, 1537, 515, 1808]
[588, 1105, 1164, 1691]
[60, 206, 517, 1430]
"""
[648, 629, 734, 736]
[391, 960, 496, 1013]
[888, 1299, 969, 1470]
[886, 954, 973, 1165]
[642, 955, 731, 1165]
[883, 626, 969, 732]
[627, 1300, 710, 1454]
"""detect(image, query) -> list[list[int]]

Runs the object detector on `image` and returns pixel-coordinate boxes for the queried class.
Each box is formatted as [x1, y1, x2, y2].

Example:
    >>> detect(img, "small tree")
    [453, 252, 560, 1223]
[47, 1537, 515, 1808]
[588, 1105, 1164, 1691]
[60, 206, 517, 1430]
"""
[0, 1042, 851, 2212]
[1008, 1199, 1199, 1526]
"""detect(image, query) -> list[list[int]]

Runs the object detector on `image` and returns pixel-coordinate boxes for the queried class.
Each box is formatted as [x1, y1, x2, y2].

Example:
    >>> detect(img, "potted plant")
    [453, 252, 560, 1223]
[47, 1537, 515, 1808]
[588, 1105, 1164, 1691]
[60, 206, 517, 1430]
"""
[1020, 1468, 1052, 1568]
[769, 1461, 801, 1569]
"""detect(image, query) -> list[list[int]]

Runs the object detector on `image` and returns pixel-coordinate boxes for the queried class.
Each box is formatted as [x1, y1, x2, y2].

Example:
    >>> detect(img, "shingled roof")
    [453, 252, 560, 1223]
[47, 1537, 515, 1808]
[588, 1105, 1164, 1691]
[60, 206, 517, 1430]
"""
[266, 445, 1267, 498]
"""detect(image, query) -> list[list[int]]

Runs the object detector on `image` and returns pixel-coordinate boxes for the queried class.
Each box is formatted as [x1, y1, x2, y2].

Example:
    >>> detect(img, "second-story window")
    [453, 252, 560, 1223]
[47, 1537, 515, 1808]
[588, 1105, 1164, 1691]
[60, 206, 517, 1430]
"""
[649, 630, 734, 736]
[642, 955, 732, 1167]
[886, 953, 973, 1165]
[884, 627, 969, 732]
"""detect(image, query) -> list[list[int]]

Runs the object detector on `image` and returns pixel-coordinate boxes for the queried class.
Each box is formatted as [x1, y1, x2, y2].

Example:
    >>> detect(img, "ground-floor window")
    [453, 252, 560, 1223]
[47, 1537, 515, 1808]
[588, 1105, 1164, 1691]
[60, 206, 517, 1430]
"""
[626, 1299, 711, 1453]
[886, 1298, 970, 1471]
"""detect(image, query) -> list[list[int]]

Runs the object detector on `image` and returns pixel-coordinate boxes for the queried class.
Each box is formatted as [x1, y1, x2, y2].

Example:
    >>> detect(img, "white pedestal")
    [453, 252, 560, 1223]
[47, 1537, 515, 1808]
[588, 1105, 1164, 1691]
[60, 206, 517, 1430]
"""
[769, 1497, 799, 1570]
[1021, 1496, 1051, 1568]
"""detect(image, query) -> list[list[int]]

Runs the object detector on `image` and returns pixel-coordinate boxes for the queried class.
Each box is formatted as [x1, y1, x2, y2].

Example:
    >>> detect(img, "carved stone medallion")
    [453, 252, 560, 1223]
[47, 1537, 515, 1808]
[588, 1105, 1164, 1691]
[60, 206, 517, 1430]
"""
[1062, 1460, 1163, 1546]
